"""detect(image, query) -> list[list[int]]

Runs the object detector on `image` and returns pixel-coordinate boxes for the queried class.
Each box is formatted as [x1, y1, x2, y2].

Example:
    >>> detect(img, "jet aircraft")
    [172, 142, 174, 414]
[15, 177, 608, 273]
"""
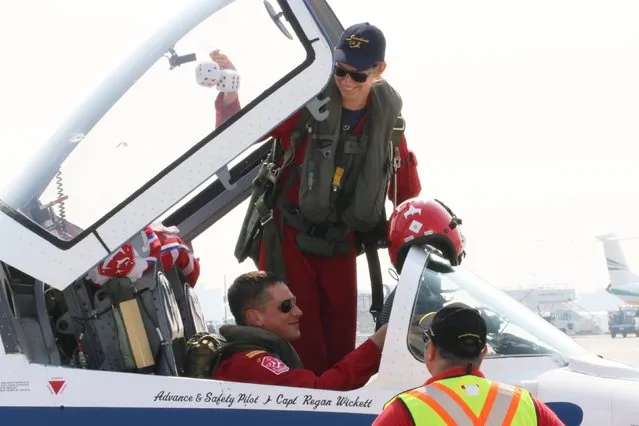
[597, 233, 639, 306]
[0, 1, 638, 425]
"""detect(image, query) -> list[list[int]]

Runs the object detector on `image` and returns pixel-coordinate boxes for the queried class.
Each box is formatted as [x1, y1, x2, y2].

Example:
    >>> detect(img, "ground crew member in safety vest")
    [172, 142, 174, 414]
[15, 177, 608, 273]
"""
[212, 23, 422, 375]
[373, 303, 565, 425]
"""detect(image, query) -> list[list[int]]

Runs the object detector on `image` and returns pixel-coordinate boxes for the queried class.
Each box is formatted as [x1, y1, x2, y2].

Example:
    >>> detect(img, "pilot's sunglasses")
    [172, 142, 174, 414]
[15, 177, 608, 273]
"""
[279, 298, 295, 314]
[422, 328, 433, 344]
[333, 65, 370, 83]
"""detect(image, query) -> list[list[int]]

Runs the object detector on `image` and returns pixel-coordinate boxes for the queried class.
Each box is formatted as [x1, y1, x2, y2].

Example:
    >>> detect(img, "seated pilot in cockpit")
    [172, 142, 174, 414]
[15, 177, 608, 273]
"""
[377, 198, 466, 327]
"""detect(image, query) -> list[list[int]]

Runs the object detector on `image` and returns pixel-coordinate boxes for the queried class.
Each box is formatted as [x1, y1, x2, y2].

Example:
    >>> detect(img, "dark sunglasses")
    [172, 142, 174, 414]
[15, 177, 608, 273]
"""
[333, 65, 371, 83]
[278, 298, 296, 314]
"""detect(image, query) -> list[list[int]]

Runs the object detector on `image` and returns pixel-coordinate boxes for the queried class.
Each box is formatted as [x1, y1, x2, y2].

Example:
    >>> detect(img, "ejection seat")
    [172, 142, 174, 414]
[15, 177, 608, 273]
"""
[60, 235, 187, 375]
[0, 263, 62, 365]
[62, 264, 186, 375]
[164, 266, 207, 338]
[128, 262, 187, 376]
[60, 276, 123, 371]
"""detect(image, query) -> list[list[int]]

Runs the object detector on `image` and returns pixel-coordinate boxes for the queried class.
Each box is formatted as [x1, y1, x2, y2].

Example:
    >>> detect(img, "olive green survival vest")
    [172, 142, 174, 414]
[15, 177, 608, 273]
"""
[234, 79, 405, 276]
[183, 325, 304, 379]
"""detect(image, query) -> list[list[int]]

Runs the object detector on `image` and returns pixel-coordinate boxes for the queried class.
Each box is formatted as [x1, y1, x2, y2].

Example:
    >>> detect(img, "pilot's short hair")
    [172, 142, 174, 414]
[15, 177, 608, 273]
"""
[228, 271, 287, 325]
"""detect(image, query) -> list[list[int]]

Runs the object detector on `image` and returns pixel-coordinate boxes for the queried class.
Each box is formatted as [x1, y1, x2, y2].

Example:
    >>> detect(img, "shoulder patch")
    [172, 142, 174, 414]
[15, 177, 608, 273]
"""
[245, 350, 267, 359]
[259, 356, 290, 375]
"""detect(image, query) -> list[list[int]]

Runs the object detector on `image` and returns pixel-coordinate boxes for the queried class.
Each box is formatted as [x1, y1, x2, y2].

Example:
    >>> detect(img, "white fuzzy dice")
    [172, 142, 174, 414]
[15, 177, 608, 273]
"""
[195, 61, 222, 88]
[217, 69, 241, 92]
[195, 61, 241, 92]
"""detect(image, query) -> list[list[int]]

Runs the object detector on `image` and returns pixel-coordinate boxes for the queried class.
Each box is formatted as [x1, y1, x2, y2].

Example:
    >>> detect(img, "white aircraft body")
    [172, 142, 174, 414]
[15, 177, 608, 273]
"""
[1, 1, 639, 425]
[597, 234, 639, 306]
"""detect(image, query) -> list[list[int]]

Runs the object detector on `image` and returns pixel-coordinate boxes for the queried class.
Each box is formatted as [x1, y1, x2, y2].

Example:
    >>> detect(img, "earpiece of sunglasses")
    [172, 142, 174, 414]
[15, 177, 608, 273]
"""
[333, 65, 370, 83]
[422, 328, 434, 343]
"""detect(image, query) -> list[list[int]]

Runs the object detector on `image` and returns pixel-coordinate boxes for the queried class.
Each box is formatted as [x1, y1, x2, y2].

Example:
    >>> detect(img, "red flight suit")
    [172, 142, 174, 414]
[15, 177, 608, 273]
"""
[215, 93, 421, 375]
[372, 368, 566, 426]
[212, 338, 381, 390]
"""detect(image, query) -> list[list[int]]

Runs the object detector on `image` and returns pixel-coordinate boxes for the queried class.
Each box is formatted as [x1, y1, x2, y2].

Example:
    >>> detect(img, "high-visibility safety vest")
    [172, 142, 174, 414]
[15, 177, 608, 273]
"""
[385, 374, 538, 425]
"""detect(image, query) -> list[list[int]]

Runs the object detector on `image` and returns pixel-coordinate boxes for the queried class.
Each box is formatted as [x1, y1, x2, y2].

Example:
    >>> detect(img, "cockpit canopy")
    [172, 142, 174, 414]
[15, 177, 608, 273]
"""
[0, 0, 336, 288]
[405, 249, 588, 366]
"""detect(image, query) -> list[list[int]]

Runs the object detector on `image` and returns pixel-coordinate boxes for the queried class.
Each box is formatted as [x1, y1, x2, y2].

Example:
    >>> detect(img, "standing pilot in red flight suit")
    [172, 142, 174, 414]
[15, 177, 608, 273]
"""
[210, 23, 421, 375]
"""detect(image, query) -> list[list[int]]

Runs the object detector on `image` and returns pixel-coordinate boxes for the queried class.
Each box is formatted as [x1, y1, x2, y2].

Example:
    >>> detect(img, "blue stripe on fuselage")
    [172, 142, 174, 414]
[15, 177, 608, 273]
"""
[545, 402, 584, 426]
[0, 401, 584, 425]
[0, 406, 376, 425]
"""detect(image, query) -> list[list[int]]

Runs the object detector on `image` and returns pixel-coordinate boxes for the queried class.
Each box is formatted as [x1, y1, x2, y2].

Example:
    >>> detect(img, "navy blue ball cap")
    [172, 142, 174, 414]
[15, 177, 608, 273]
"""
[334, 22, 386, 71]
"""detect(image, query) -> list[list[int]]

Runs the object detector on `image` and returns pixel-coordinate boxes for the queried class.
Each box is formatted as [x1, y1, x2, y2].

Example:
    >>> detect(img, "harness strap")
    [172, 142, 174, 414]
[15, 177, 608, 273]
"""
[365, 245, 384, 326]
[252, 111, 404, 281]
[254, 196, 286, 276]
[253, 119, 310, 276]
[389, 114, 405, 209]
[277, 201, 350, 239]
[391, 115, 405, 146]
[368, 114, 404, 327]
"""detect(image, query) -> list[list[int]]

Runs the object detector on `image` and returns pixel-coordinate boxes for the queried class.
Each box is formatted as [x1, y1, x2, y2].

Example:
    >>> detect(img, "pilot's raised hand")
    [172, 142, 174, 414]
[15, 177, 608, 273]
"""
[209, 49, 239, 109]
[209, 49, 236, 71]
[369, 324, 388, 351]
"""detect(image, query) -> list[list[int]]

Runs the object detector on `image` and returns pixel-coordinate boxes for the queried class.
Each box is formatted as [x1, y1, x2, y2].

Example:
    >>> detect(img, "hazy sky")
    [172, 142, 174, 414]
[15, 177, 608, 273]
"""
[2, 0, 639, 320]
[196, 0, 639, 299]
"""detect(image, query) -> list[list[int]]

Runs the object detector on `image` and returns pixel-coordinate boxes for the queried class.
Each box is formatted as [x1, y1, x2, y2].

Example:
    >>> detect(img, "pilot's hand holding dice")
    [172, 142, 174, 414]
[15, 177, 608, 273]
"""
[209, 49, 236, 71]
[195, 49, 240, 94]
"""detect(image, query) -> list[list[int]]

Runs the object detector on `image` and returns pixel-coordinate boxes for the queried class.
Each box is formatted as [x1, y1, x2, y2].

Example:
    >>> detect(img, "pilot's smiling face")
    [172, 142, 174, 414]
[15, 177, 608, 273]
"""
[333, 62, 377, 103]
[261, 283, 303, 341]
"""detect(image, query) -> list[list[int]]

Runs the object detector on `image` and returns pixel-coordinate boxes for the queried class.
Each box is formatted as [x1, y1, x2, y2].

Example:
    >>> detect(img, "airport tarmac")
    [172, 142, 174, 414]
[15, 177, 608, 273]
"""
[573, 334, 638, 366]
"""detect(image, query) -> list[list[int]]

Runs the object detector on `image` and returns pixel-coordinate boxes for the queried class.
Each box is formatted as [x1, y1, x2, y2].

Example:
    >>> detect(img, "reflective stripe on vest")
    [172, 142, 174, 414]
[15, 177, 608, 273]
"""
[389, 376, 538, 425]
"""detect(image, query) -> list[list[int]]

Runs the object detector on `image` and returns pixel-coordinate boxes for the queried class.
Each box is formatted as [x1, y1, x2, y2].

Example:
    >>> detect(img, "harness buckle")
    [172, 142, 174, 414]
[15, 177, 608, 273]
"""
[265, 163, 280, 184]
[260, 210, 274, 227]
[393, 156, 402, 171]
[393, 146, 402, 171]
[393, 117, 406, 133]
[370, 308, 381, 324]
[307, 224, 328, 238]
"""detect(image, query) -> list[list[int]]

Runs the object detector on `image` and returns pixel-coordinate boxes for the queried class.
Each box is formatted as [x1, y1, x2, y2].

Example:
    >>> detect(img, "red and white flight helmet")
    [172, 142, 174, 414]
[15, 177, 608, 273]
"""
[388, 198, 466, 272]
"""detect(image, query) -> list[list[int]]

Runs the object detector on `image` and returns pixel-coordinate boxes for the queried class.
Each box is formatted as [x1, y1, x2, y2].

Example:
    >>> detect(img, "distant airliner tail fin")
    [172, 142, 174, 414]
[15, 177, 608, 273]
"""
[596, 233, 639, 289]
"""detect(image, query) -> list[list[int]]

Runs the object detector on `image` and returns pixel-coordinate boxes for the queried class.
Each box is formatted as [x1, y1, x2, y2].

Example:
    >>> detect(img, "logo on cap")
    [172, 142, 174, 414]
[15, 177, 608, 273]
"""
[346, 34, 369, 49]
